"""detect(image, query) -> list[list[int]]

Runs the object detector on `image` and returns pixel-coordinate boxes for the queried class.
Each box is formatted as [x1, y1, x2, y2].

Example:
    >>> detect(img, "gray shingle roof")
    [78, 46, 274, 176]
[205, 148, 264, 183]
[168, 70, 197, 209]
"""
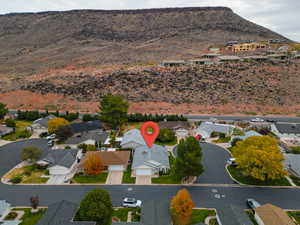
[196, 122, 234, 137]
[33, 115, 56, 128]
[232, 130, 262, 140]
[132, 144, 170, 169]
[70, 121, 103, 134]
[158, 121, 190, 130]
[36, 200, 95, 225]
[121, 129, 146, 146]
[0, 125, 13, 137]
[274, 123, 300, 134]
[65, 130, 108, 145]
[42, 149, 78, 168]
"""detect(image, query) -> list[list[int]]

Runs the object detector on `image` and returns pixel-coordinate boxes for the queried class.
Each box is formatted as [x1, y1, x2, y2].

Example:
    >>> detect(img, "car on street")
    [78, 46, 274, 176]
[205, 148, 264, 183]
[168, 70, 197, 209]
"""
[251, 118, 264, 122]
[47, 140, 54, 146]
[266, 119, 276, 123]
[46, 134, 56, 140]
[227, 158, 237, 166]
[246, 198, 261, 209]
[122, 198, 142, 208]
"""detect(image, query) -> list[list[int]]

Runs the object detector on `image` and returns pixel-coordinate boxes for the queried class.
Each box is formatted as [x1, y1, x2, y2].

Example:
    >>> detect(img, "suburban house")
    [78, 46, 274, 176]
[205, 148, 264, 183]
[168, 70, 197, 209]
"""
[80, 151, 130, 172]
[195, 122, 235, 139]
[284, 154, 300, 178]
[37, 149, 81, 184]
[0, 200, 11, 221]
[158, 121, 190, 139]
[30, 115, 56, 131]
[231, 130, 262, 142]
[271, 123, 300, 140]
[36, 200, 96, 225]
[69, 120, 104, 134]
[0, 126, 13, 137]
[121, 129, 146, 149]
[132, 144, 170, 176]
[64, 130, 108, 148]
[254, 204, 296, 225]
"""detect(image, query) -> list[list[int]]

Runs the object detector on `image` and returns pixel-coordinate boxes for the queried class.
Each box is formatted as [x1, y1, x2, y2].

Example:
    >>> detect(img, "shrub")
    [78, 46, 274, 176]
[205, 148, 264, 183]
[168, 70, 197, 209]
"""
[231, 138, 242, 147]
[21, 146, 42, 162]
[11, 176, 22, 184]
[291, 146, 300, 154]
[219, 133, 226, 139]
[157, 128, 176, 143]
[65, 146, 71, 149]
[86, 144, 97, 151]
[5, 119, 16, 128]
[210, 132, 219, 138]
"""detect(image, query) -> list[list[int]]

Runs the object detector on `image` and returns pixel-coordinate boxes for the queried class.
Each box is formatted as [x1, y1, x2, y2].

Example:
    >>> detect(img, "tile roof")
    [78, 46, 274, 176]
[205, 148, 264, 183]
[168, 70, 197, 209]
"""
[70, 121, 103, 134]
[80, 151, 130, 167]
[274, 123, 300, 134]
[121, 129, 146, 146]
[36, 200, 95, 225]
[132, 144, 170, 169]
[254, 204, 296, 225]
[42, 149, 78, 168]
[65, 130, 108, 145]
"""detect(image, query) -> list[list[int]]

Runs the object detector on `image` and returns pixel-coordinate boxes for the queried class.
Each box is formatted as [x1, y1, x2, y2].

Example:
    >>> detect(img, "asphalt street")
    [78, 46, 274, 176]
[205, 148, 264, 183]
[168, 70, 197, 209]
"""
[185, 115, 300, 123]
[196, 143, 234, 184]
[1, 139, 300, 225]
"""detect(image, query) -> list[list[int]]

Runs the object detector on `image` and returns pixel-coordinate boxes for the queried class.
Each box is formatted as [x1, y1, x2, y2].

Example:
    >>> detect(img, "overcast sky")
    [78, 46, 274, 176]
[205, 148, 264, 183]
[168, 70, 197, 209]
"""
[1, 0, 299, 41]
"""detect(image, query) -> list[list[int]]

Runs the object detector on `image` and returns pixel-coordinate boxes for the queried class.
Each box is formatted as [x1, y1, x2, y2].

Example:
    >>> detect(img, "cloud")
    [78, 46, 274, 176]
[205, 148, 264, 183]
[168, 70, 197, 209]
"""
[0, 0, 299, 41]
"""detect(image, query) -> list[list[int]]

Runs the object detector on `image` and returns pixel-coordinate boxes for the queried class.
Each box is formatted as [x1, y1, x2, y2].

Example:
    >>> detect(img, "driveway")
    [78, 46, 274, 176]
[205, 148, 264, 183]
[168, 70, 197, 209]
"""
[47, 175, 65, 184]
[196, 142, 235, 184]
[136, 175, 152, 185]
[106, 171, 123, 184]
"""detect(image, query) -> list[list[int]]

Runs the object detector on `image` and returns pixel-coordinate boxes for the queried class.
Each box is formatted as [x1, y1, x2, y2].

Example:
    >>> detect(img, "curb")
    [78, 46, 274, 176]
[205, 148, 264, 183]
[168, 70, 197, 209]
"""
[225, 165, 244, 186]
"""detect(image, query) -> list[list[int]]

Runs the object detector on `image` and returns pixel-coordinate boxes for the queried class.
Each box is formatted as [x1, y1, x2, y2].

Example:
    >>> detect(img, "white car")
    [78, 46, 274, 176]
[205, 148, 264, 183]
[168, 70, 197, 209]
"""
[251, 118, 264, 122]
[227, 158, 237, 166]
[47, 140, 54, 146]
[46, 134, 56, 140]
[122, 198, 142, 208]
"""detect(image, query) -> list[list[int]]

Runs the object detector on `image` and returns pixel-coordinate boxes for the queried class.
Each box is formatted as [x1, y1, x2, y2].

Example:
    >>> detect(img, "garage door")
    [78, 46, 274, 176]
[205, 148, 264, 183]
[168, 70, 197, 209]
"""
[136, 168, 152, 176]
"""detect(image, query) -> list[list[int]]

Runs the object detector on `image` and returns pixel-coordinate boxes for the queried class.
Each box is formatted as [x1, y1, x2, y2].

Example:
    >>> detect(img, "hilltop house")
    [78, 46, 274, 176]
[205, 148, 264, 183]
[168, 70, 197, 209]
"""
[132, 144, 170, 176]
[37, 149, 81, 184]
[121, 129, 146, 149]
[195, 122, 235, 139]
[271, 123, 300, 140]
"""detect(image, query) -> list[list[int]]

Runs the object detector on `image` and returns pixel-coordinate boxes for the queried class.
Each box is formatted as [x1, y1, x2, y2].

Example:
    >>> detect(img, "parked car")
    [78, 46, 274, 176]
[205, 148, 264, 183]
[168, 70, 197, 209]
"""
[251, 118, 264, 123]
[47, 140, 54, 147]
[122, 198, 142, 208]
[266, 119, 276, 123]
[227, 158, 237, 166]
[246, 198, 261, 209]
[39, 132, 49, 138]
[46, 134, 56, 140]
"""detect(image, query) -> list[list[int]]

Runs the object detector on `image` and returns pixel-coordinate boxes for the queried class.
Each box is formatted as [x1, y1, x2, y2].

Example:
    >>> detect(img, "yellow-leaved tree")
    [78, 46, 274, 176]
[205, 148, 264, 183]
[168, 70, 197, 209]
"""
[48, 117, 69, 133]
[83, 152, 104, 176]
[232, 136, 287, 181]
[170, 189, 195, 225]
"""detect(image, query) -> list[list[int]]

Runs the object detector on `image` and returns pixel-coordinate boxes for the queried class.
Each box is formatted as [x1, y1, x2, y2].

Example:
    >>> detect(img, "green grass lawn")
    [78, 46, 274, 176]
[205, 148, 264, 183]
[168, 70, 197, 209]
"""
[22, 177, 49, 184]
[227, 165, 291, 186]
[122, 166, 135, 184]
[112, 208, 141, 222]
[13, 208, 46, 225]
[213, 136, 231, 143]
[72, 172, 108, 184]
[2, 120, 32, 141]
[245, 210, 258, 225]
[288, 211, 300, 223]
[189, 209, 216, 225]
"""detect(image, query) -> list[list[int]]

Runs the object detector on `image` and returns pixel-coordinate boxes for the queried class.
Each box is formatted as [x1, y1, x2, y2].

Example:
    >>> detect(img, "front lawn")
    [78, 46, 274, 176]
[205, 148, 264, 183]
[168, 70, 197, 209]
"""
[213, 136, 231, 143]
[122, 166, 135, 184]
[189, 209, 216, 225]
[227, 165, 291, 186]
[245, 210, 258, 225]
[112, 208, 141, 222]
[288, 211, 300, 223]
[2, 120, 32, 141]
[12, 208, 46, 225]
[4, 164, 48, 184]
[72, 172, 108, 184]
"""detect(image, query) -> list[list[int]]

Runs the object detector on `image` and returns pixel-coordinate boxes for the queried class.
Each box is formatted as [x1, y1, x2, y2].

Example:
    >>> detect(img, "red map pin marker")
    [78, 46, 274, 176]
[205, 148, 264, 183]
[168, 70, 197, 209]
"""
[140, 121, 160, 148]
